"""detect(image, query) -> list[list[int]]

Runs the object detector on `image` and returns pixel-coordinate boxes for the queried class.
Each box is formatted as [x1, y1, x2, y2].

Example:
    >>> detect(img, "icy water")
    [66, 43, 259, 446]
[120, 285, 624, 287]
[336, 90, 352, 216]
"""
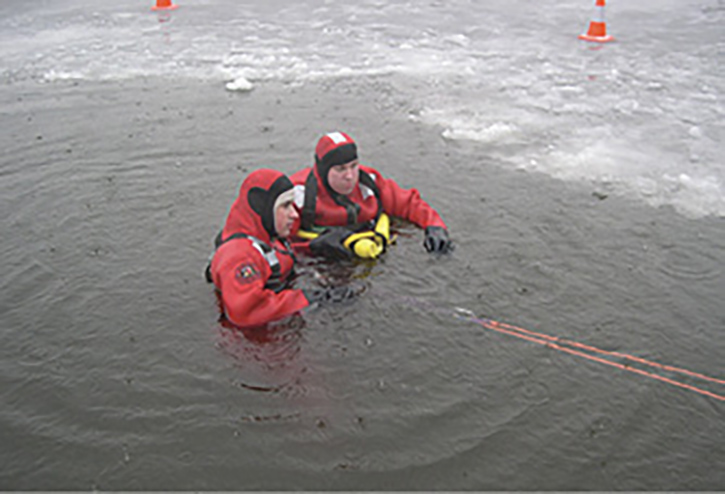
[1, 0, 724, 490]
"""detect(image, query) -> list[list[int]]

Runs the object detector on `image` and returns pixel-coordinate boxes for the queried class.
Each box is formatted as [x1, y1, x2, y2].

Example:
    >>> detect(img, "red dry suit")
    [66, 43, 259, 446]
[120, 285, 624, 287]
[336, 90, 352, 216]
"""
[208, 169, 310, 328]
[290, 163, 447, 233]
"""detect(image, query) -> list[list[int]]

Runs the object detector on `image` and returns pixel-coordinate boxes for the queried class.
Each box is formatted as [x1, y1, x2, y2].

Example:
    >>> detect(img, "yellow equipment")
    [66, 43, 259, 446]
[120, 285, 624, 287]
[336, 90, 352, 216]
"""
[297, 213, 393, 259]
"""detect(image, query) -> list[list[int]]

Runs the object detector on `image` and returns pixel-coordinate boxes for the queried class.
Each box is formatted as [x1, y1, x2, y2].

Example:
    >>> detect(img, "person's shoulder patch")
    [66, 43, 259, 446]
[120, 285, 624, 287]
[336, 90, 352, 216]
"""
[234, 262, 261, 285]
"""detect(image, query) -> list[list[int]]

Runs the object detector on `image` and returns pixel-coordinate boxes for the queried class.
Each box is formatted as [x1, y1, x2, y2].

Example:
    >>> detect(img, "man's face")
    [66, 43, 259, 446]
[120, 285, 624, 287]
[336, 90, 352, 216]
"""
[274, 199, 299, 238]
[327, 159, 359, 195]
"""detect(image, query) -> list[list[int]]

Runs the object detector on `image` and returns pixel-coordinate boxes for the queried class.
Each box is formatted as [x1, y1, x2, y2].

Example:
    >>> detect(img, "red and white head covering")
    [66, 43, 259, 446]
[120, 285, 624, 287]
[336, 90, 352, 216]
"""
[314, 131, 358, 181]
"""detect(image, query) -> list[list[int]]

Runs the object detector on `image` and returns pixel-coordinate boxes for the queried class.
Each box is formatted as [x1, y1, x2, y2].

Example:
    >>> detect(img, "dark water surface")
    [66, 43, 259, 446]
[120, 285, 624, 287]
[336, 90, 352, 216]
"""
[1, 77, 724, 490]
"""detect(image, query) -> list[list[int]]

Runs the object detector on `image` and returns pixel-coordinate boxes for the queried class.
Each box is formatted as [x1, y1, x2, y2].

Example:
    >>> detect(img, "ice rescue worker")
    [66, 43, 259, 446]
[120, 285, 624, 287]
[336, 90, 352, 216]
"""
[206, 169, 355, 328]
[290, 131, 452, 259]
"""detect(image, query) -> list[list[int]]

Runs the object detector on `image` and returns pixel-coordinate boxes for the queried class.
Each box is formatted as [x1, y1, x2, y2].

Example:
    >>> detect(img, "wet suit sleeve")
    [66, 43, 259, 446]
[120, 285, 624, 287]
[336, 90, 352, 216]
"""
[372, 168, 447, 229]
[211, 245, 310, 328]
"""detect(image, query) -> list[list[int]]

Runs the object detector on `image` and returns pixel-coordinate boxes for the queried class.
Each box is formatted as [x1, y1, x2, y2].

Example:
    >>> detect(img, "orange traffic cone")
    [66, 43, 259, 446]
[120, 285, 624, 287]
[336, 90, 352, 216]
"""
[579, 0, 614, 43]
[152, 0, 178, 11]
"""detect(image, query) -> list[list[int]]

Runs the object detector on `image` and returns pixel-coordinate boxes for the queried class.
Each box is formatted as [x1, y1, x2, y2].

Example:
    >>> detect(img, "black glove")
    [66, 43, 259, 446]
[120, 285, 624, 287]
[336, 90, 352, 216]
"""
[308, 227, 353, 260]
[424, 226, 452, 253]
[303, 285, 357, 305]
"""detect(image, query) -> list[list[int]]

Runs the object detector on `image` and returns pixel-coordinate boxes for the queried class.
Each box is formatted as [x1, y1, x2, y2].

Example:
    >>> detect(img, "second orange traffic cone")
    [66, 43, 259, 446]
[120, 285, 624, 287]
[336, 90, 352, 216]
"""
[579, 0, 614, 43]
[152, 0, 178, 11]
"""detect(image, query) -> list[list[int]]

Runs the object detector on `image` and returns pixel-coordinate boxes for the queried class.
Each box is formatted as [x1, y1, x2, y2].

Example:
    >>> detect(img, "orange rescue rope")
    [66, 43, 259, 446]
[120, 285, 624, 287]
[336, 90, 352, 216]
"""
[455, 311, 725, 402]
